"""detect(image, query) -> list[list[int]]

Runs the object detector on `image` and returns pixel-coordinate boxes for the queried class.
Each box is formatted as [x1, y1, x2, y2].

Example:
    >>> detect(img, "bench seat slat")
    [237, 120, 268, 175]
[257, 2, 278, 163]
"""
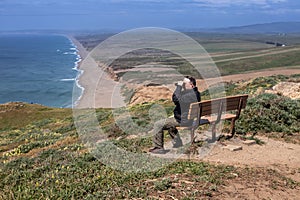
[202, 113, 237, 123]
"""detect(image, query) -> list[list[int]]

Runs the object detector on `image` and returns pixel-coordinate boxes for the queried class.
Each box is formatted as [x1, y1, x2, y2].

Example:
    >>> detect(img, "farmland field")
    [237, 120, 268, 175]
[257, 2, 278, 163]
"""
[76, 32, 300, 79]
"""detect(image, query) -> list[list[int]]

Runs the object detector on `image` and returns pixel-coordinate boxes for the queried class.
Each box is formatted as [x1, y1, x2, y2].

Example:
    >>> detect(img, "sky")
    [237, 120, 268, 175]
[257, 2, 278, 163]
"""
[0, 0, 300, 31]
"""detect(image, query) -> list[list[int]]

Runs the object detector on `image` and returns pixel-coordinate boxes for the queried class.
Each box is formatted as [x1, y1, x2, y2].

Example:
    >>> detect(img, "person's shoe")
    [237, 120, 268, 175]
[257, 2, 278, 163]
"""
[149, 147, 166, 154]
[172, 136, 183, 148]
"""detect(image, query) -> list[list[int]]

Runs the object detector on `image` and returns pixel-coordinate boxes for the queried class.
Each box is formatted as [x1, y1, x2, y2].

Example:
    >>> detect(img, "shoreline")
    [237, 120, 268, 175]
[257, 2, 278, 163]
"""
[67, 35, 126, 108]
[67, 35, 88, 107]
[67, 35, 89, 62]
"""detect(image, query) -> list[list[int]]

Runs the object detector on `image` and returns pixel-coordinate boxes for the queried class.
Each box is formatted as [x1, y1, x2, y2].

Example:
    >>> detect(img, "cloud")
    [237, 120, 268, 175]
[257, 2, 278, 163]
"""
[100, 0, 288, 4]
[0, 0, 289, 7]
[262, 7, 300, 14]
[189, 0, 288, 7]
[0, 0, 294, 16]
[99, 0, 290, 11]
[0, 0, 79, 6]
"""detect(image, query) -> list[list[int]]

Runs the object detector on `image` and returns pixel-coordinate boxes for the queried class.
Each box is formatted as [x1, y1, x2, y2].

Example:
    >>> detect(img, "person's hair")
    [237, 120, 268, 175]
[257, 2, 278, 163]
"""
[185, 76, 196, 86]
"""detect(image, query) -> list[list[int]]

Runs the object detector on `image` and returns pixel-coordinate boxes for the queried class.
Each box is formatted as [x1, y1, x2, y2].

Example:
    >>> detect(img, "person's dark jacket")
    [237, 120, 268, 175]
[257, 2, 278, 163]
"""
[172, 85, 201, 126]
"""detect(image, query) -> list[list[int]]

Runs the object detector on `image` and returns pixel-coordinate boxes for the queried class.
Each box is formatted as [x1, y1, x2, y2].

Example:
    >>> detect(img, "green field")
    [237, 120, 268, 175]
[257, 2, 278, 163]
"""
[76, 33, 300, 79]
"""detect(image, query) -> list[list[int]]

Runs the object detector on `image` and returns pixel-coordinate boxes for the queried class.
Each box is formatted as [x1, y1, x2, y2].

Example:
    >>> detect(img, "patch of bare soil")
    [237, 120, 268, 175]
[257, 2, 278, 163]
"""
[130, 85, 173, 105]
[202, 136, 300, 177]
[198, 136, 300, 199]
[218, 166, 300, 200]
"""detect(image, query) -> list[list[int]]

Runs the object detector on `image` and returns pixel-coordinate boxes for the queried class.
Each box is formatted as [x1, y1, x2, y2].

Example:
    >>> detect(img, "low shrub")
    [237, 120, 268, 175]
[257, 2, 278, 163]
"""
[236, 93, 300, 135]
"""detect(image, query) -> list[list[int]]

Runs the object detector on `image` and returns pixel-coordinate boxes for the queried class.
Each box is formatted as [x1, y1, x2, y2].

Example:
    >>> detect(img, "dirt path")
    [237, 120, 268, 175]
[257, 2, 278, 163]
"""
[151, 132, 300, 199]
[197, 67, 300, 92]
[195, 135, 300, 200]
[153, 134, 300, 181]
[201, 136, 300, 177]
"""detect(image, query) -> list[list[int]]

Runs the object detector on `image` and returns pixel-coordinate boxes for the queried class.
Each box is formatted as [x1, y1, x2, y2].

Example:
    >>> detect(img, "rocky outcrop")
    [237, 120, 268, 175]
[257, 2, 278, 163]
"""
[266, 82, 300, 99]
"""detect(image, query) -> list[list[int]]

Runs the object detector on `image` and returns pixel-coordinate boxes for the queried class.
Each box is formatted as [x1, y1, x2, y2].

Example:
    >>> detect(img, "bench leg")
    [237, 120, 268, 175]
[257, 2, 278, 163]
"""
[211, 123, 217, 141]
[230, 118, 236, 137]
[190, 128, 195, 144]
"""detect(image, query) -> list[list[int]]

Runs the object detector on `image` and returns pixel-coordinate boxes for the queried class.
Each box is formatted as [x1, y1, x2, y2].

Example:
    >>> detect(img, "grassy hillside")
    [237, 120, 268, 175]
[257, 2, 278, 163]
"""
[1, 75, 299, 199]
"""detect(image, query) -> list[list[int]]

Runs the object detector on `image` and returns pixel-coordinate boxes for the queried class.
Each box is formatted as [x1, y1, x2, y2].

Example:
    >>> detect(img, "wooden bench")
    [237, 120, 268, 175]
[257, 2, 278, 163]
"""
[178, 94, 248, 142]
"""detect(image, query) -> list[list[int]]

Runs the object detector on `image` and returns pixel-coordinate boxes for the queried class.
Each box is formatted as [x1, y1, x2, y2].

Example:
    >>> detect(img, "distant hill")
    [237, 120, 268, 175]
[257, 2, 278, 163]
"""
[210, 22, 300, 34]
[3, 22, 300, 35]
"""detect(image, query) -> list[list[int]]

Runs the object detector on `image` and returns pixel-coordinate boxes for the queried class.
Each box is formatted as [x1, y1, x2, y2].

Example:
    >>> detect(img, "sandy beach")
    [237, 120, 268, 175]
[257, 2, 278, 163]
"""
[68, 35, 125, 108]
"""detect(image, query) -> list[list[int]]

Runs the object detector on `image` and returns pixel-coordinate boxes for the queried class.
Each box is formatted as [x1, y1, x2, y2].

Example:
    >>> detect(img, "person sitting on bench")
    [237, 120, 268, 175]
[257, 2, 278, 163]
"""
[149, 76, 201, 154]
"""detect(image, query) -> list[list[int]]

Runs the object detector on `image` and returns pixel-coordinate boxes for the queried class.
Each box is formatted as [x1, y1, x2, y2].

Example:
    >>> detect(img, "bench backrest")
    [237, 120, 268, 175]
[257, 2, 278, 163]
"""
[188, 94, 249, 120]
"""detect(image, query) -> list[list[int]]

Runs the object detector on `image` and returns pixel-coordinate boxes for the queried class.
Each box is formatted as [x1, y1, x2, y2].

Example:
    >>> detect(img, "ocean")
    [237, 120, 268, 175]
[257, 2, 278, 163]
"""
[0, 34, 82, 108]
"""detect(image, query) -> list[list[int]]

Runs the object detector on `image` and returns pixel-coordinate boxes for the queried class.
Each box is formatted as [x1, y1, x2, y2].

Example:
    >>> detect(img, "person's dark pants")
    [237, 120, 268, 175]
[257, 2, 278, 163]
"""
[152, 117, 181, 149]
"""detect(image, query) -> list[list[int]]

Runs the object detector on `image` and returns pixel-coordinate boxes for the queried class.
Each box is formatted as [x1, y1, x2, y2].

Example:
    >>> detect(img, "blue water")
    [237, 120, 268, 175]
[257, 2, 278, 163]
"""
[0, 34, 82, 108]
